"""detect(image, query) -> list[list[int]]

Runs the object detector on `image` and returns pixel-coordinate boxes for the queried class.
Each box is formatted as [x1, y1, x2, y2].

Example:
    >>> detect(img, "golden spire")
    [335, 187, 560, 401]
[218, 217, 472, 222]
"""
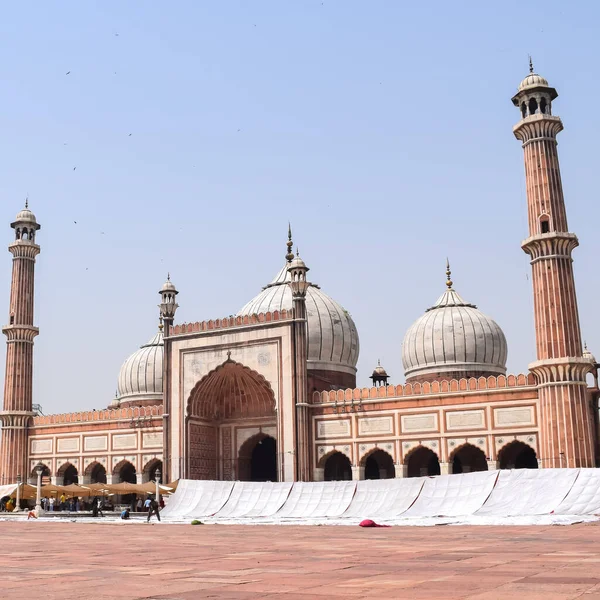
[286, 223, 294, 263]
[158, 316, 164, 332]
[446, 258, 453, 289]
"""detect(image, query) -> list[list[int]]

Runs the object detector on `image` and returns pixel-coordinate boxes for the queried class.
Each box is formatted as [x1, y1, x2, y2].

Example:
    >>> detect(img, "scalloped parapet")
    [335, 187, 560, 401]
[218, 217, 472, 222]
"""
[312, 373, 536, 404]
[170, 309, 293, 336]
[32, 404, 163, 426]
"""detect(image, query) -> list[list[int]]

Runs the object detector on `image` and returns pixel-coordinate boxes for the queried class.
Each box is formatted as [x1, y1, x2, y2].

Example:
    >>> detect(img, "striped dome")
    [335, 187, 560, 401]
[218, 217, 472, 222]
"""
[402, 286, 507, 381]
[117, 329, 163, 406]
[239, 263, 359, 375]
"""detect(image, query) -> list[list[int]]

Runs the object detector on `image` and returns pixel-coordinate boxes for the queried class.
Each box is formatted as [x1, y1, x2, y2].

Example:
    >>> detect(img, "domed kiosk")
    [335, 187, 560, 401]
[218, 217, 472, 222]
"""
[238, 228, 359, 391]
[402, 262, 507, 383]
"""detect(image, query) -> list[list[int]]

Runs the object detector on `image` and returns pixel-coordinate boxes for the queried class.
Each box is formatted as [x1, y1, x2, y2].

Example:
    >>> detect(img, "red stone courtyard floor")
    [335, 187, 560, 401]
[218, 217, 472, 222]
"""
[2, 520, 600, 599]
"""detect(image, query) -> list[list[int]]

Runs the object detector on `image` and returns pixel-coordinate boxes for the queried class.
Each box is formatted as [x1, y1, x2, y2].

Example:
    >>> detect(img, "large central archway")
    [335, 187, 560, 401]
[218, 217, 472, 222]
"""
[186, 358, 277, 480]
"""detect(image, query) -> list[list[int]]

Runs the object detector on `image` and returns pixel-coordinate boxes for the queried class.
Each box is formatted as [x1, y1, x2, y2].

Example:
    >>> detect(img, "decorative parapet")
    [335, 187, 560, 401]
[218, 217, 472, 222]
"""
[312, 373, 536, 404]
[32, 404, 163, 426]
[170, 309, 293, 336]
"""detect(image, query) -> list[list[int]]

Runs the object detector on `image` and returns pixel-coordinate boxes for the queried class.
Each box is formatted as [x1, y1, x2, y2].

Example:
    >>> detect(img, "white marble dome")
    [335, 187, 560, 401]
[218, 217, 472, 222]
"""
[518, 72, 549, 91]
[402, 285, 507, 381]
[238, 262, 359, 376]
[117, 329, 163, 405]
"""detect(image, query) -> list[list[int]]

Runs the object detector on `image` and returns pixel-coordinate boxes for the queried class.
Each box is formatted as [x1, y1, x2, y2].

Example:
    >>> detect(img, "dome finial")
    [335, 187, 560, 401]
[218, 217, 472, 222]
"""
[158, 316, 164, 332]
[446, 258, 453, 289]
[529, 55, 534, 74]
[286, 223, 294, 263]
[167, 272, 171, 281]
[25, 196, 29, 209]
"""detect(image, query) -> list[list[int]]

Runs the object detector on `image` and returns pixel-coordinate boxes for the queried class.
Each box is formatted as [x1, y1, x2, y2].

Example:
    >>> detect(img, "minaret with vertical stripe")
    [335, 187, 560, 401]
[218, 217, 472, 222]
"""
[0, 202, 41, 484]
[512, 62, 595, 467]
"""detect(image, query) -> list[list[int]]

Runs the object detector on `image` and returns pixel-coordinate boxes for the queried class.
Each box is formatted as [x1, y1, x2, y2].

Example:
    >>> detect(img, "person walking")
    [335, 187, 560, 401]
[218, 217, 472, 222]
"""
[146, 496, 161, 523]
[136, 497, 143, 512]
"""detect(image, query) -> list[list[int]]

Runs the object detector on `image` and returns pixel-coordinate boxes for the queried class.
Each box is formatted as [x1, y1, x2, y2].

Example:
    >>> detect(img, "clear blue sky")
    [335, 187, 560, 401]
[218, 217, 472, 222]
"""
[1, 1, 599, 413]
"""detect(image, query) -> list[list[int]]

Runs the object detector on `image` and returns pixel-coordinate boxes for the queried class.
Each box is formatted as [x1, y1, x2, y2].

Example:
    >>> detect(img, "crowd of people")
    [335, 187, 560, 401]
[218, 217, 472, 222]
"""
[0, 492, 165, 519]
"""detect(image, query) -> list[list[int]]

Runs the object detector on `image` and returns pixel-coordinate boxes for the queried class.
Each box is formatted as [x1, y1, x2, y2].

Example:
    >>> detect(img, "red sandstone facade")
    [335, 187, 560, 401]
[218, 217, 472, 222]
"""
[0, 67, 598, 486]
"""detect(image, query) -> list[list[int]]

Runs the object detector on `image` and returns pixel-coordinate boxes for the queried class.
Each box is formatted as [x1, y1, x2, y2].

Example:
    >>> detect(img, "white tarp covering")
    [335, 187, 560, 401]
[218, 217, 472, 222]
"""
[160, 468, 600, 526]
[213, 482, 293, 518]
[402, 470, 500, 517]
[554, 469, 600, 515]
[340, 478, 424, 520]
[475, 468, 579, 517]
[161, 480, 234, 519]
[274, 481, 357, 519]
[0, 484, 18, 499]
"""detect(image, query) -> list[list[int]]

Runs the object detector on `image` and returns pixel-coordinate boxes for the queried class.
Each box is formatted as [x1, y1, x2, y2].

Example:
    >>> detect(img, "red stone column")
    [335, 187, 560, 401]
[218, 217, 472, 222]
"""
[1, 219, 40, 484]
[514, 80, 595, 467]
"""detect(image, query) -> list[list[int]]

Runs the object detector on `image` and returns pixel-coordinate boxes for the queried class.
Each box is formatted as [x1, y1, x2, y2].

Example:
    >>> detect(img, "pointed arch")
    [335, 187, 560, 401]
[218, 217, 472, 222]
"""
[238, 433, 277, 482]
[361, 448, 395, 479]
[404, 445, 440, 478]
[187, 359, 276, 421]
[142, 458, 163, 482]
[498, 440, 538, 469]
[449, 443, 488, 474]
[321, 450, 352, 481]
[85, 461, 107, 484]
[113, 459, 137, 483]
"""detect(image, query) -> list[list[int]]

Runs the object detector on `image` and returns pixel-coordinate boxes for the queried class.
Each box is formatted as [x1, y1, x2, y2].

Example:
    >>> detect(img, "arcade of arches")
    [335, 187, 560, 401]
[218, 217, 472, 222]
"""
[187, 360, 277, 481]
[319, 442, 538, 481]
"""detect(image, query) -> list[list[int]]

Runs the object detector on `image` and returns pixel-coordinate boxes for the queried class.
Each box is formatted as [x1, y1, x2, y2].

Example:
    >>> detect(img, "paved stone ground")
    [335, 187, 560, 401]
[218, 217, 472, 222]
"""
[2, 520, 600, 599]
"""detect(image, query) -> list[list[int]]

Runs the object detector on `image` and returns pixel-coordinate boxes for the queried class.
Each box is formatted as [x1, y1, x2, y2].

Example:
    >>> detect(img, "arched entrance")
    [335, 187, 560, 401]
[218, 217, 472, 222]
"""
[86, 462, 107, 484]
[451, 444, 488, 474]
[323, 451, 352, 481]
[60, 464, 79, 485]
[143, 458, 163, 483]
[498, 441, 538, 469]
[114, 460, 137, 483]
[238, 434, 277, 481]
[187, 359, 277, 480]
[30, 464, 51, 484]
[363, 449, 395, 479]
[405, 446, 441, 478]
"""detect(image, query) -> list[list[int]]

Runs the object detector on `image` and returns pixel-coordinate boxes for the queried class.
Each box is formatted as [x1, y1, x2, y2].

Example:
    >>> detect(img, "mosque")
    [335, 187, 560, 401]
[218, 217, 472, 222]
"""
[1, 66, 598, 488]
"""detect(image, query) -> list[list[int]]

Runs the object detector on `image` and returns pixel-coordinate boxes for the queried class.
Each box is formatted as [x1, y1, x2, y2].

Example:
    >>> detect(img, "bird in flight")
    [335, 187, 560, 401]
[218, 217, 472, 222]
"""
[73, 167, 77, 171]
[66, 71, 71, 75]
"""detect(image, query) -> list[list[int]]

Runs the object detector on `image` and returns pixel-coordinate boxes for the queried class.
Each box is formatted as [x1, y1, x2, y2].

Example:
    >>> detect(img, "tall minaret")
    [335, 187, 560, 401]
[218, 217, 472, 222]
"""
[0, 202, 41, 484]
[512, 62, 595, 467]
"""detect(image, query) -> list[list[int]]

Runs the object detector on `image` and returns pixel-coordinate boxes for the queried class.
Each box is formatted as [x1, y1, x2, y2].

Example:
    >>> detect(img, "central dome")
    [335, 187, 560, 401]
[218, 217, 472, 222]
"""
[402, 267, 507, 383]
[238, 231, 359, 387]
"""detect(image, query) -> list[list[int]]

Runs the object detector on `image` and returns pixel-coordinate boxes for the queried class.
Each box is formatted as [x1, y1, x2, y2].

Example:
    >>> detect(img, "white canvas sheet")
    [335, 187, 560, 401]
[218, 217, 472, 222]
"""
[213, 482, 293, 518]
[554, 469, 600, 515]
[475, 468, 579, 516]
[340, 478, 424, 519]
[0, 484, 18, 499]
[401, 471, 499, 517]
[274, 481, 356, 519]
[161, 480, 234, 520]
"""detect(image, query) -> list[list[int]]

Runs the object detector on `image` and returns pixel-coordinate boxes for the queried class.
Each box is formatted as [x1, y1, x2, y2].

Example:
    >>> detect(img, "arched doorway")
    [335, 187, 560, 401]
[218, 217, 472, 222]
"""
[405, 446, 441, 477]
[498, 441, 538, 469]
[115, 460, 137, 483]
[451, 444, 488, 474]
[363, 449, 395, 479]
[30, 464, 51, 484]
[323, 451, 352, 481]
[187, 359, 277, 480]
[143, 458, 163, 483]
[61, 464, 79, 485]
[87, 462, 107, 484]
[238, 434, 277, 481]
